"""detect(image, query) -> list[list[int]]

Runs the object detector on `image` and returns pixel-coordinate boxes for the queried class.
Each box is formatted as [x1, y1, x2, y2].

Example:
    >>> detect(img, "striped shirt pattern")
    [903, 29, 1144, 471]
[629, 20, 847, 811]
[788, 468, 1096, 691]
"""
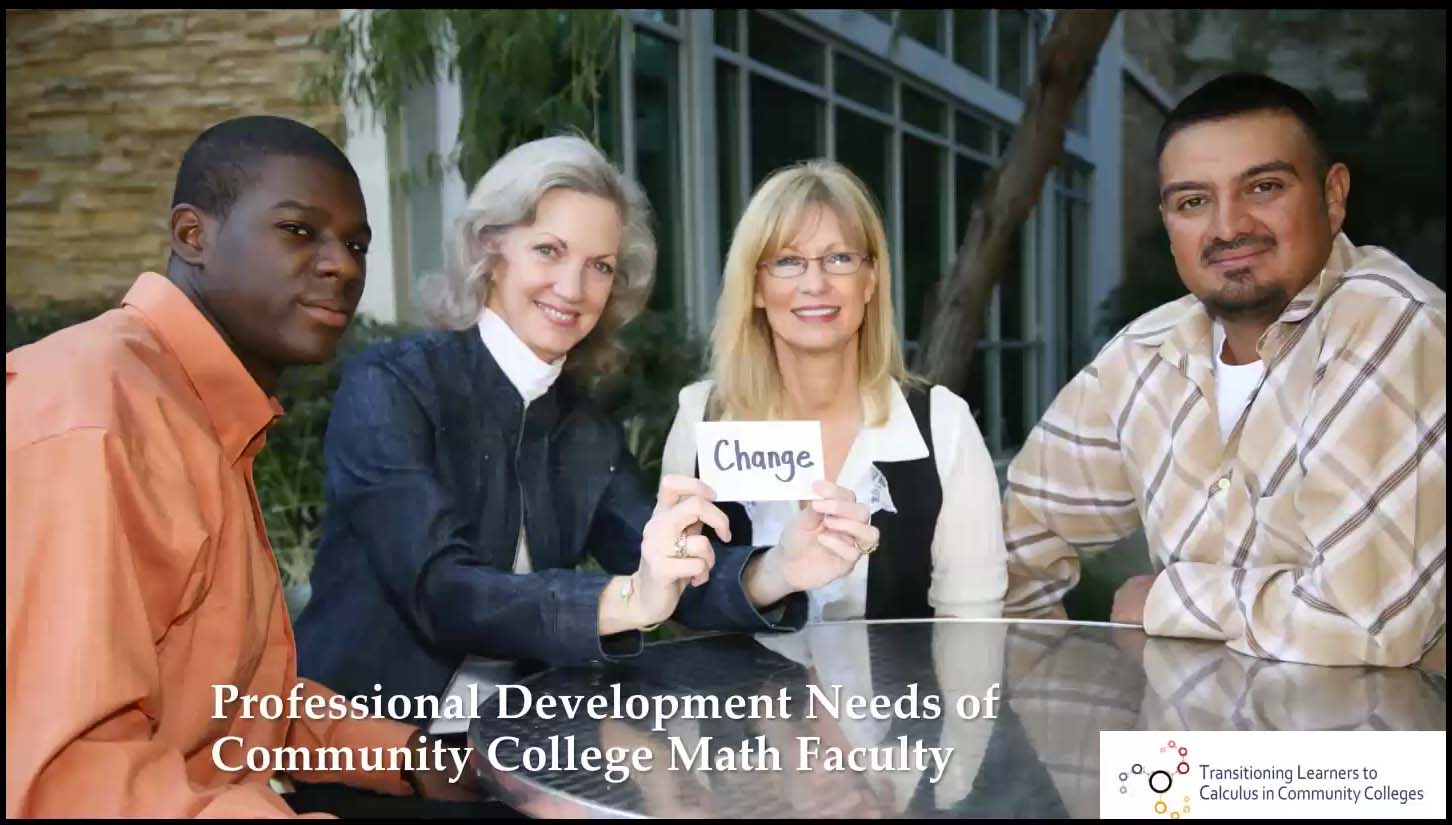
[1002, 234, 1447, 667]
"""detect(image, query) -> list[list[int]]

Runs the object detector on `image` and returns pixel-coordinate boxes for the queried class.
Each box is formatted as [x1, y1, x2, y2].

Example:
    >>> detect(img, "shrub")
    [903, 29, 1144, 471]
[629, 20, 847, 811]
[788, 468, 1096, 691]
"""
[8, 300, 703, 587]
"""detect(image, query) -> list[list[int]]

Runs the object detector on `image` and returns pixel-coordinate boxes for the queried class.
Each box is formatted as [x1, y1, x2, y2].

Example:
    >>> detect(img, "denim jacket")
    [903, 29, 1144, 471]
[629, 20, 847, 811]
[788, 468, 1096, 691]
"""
[295, 329, 803, 714]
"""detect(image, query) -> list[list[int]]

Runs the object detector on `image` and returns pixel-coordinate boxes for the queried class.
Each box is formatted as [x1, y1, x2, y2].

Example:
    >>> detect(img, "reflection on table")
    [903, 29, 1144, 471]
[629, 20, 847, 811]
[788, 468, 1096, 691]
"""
[468, 620, 1447, 818]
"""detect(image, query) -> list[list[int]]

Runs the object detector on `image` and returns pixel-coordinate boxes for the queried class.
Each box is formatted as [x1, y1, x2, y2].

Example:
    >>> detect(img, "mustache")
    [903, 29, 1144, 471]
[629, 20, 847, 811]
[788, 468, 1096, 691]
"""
[1202, 234, 1276, 265]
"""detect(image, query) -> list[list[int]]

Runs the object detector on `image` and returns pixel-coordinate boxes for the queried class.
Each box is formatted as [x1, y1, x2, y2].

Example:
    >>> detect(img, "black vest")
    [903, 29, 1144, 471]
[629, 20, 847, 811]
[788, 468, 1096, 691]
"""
[699, 384, 944, 619]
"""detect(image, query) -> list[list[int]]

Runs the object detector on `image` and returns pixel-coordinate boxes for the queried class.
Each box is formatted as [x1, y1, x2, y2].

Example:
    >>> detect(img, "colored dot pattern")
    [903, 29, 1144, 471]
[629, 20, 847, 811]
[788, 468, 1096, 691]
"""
[1116, 739, 1191, 817]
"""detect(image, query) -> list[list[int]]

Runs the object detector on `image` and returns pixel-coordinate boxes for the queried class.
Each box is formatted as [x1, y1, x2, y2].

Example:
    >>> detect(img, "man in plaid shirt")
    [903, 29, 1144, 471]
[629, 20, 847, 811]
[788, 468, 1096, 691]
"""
[1003, 73, 1446, 667]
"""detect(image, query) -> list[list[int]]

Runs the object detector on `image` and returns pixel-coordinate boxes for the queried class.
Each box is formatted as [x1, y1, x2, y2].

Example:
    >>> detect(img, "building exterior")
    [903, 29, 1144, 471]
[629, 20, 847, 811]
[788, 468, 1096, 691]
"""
[7, 9, 1185, 460]
[359, 9, 1172, 459]
[5, 10, 344, 305]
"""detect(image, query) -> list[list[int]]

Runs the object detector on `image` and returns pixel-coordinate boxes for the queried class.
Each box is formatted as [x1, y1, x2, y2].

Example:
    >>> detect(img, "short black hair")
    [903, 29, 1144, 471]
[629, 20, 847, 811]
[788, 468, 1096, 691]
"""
[1156, 73, 1330, 175]
[171, 115, 358, 219]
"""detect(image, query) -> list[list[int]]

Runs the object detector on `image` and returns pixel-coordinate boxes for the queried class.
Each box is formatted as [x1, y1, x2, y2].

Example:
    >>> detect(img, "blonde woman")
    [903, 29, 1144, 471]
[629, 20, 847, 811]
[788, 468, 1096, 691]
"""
[663, 159, 1007, 621]
[295, 137, 867, 725]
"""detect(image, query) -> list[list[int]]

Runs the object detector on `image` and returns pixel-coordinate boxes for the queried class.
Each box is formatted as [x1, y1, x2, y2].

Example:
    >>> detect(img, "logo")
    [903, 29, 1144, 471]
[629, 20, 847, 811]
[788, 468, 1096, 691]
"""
[1115, 738, 1195, 818]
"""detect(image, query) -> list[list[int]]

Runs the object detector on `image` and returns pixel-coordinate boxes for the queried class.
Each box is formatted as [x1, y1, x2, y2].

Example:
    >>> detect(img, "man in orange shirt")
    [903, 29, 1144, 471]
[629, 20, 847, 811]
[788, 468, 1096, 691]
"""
[6, 116, 483, 816]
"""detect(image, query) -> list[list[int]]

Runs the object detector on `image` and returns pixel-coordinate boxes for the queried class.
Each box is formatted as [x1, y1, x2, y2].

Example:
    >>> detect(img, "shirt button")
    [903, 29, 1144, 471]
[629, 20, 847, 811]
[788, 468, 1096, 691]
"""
[1214, 477, 1232, 494]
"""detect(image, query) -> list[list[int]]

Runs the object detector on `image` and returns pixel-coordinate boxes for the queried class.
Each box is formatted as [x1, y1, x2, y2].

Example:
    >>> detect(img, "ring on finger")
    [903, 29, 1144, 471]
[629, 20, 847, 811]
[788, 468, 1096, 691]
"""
[673, 534, 691, 559]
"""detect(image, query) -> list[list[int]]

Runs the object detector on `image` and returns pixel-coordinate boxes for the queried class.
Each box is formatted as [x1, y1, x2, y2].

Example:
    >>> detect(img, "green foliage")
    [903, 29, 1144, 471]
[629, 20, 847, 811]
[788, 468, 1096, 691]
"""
[1095, 226, 1187, 338]
[1105, 9, 1446, 339]
[254, 317, 412, 586]
[8, 299, 701, 587]
[304, 10, 621, 186]
[594, 310, 709, 492]
[5, 298, 116, 352]
[1166, 10, 1446, 287]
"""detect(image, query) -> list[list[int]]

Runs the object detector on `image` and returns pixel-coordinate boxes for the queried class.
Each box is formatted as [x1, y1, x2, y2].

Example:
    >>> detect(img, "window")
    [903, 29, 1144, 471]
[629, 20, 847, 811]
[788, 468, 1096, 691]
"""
[1070, 92, 1090, 135]
[1057, 162, 1093, 377]
[901, 84, 945, 135]
[633, 30, 682, 312]
[952, 10, 989, 77]
[996, 10, 1029, 96]
[834, 107, 890, 220]
[716, 63, 741, 262]
[591, 10, 1091, 458]
[901, 136, 943, 341]
[834, 52, 890, 113]
[750, 75, 824, 184]
[955, 110, 992, 155]
[713, 8, 738, 49]
[898, 10, 944, 53]
[749, 11, 823, 85]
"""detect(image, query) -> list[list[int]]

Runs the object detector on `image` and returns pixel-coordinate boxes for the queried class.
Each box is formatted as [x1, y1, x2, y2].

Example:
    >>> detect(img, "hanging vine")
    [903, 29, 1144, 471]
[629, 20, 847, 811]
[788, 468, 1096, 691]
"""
[304, 10, 621, 186]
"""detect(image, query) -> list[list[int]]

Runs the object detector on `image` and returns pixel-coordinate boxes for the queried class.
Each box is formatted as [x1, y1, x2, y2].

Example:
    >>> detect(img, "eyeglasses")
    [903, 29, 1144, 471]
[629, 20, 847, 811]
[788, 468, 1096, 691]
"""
[758, 252, 874, 279]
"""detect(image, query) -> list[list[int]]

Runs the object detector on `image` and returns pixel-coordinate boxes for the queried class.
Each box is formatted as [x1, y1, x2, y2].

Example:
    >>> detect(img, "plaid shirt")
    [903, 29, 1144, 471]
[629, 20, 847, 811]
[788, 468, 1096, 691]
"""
[1000, 623, 1442, 819]
[1003, 234, 1447, 667]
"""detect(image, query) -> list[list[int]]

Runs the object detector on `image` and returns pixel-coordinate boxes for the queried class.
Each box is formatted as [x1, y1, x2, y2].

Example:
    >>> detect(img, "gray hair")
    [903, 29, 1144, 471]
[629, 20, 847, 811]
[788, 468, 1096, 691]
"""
[418, 134, 656, 376]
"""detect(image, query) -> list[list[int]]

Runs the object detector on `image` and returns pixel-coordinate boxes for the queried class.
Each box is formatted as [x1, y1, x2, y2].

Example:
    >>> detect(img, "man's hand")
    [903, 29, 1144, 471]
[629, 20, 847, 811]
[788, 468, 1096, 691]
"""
[1110, 574, 1158, 625]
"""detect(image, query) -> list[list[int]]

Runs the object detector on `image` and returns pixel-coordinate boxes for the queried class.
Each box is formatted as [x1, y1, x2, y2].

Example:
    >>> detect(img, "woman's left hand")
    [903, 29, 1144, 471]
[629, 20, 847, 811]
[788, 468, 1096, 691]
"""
[743, 480, 881, 607]
[633, 475, 732, 626]
[778, 480, 881, 593]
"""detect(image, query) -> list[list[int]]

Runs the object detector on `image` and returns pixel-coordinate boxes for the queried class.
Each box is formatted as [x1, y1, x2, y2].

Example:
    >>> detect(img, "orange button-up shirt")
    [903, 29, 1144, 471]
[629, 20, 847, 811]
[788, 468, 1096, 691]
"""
[6, 273, 417, 817]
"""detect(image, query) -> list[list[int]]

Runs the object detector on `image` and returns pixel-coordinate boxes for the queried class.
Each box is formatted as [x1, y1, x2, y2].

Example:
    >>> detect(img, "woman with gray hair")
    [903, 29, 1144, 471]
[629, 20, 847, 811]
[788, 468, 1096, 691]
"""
[295, 136, 852, 738]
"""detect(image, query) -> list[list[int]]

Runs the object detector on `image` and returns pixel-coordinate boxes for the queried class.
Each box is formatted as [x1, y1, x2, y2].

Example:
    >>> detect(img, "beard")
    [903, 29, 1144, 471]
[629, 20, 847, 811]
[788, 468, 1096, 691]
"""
[1198, 267, 1292, 323]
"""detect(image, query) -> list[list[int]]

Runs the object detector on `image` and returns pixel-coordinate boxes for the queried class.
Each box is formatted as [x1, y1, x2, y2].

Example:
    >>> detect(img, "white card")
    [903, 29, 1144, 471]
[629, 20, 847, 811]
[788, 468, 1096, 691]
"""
[696, 420, 825, 502]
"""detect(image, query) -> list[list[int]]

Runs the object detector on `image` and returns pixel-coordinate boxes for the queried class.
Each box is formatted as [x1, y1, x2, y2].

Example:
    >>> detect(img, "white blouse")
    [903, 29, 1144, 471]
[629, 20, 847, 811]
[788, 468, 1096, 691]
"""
[661, 379, 1007, 620]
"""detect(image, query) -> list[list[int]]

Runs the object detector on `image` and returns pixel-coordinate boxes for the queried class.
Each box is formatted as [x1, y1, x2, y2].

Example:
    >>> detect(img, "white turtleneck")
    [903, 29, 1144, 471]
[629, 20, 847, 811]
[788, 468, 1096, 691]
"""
[476, 307, 566, 575]
[477, 307, 564, 405]
[433, 309, 569, 736]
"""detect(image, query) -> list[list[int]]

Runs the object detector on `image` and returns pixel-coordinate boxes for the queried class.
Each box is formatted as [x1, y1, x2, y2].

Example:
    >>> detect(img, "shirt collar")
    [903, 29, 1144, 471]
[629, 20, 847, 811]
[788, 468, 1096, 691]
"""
[837, 381, 929, 487]
[476, 307, 564, 404]
[1144, 232, 1358, 366]
[122, 272, 282, 464]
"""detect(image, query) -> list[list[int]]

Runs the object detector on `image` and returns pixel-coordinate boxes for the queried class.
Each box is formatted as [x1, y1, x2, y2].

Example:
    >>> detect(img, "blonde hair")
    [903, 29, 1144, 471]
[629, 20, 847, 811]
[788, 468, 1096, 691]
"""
[417, 134, 655, 377]
[709, 159, 915, 425]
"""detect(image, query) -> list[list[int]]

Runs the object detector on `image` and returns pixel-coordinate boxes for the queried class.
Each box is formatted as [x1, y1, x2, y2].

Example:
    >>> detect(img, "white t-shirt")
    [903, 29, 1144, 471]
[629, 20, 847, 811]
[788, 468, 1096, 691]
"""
[661, 379, 1007, 621]
[1212, 321, 1266, 444]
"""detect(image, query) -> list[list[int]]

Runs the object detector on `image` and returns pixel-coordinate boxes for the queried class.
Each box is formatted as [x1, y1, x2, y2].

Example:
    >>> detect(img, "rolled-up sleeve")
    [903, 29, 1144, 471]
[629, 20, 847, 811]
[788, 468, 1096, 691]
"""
[1002, 366, 1143, 618]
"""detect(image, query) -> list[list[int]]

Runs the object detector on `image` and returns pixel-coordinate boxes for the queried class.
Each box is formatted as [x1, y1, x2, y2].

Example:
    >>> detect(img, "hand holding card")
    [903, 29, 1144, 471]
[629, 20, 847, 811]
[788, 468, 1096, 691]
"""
[695, 421, 826, 502]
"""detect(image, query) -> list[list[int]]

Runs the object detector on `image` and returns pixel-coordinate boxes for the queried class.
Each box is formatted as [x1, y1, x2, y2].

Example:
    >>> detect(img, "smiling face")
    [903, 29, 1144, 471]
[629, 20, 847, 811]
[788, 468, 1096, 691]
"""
[484, 187, 624, 363]
[1158, 110, 1349, 323]
[752, 203, 879, 358]
[176, 154, 370, 382]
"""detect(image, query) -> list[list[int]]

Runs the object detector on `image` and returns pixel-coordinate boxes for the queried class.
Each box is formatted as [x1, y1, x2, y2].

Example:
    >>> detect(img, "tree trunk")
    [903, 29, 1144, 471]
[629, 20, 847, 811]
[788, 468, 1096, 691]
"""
[916, 10, 1118, 395]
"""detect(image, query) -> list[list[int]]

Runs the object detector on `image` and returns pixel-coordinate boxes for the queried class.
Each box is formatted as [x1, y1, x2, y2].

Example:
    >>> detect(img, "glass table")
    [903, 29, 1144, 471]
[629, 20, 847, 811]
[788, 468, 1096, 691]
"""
[466, 619, 1447, 818]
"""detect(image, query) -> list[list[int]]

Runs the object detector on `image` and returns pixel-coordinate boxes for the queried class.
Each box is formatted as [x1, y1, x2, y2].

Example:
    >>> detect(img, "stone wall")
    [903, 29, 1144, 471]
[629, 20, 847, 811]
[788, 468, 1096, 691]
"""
[5, 10, 343, 307]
